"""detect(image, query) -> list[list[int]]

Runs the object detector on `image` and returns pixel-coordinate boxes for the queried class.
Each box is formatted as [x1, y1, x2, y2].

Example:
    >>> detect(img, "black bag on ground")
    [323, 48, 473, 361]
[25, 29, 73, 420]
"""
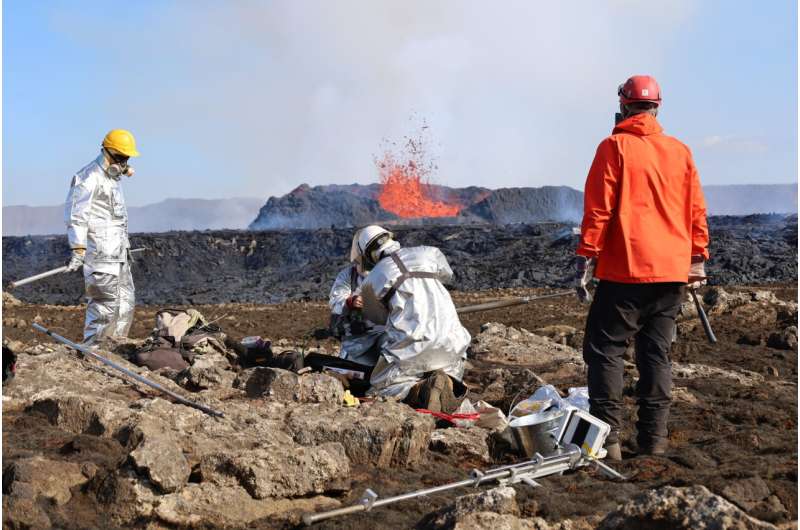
[133, 348, 190, 371]
[302, 352, 373, 396]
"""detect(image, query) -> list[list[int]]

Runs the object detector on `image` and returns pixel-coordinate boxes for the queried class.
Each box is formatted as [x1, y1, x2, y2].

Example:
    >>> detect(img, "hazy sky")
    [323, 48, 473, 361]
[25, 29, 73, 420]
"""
[4, 1, 797, 207]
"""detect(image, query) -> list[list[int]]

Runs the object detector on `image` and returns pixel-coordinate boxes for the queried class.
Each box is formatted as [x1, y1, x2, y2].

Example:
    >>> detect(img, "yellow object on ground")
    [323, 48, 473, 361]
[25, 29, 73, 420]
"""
[102, 129, 140, 157]
[343, 390, 360, 407]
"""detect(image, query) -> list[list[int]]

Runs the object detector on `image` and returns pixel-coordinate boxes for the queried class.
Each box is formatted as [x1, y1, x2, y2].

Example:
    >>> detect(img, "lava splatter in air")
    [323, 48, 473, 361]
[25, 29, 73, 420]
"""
[376, 124, 461, 218]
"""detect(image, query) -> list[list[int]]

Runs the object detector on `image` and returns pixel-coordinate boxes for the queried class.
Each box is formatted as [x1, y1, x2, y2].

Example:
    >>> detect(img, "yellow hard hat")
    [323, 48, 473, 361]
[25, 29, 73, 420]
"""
[102, 129, 140, 157]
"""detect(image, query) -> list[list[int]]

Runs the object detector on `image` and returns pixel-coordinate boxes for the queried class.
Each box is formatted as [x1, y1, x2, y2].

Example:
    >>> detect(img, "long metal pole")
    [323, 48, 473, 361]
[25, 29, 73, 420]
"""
[303, 447, 582, 525]
[32, 323, 224, 418]
[9, 266, 68, 289]
[9, 248, 147, 289]
[456, 291, 573, 315]
[690, 288, 717, 344]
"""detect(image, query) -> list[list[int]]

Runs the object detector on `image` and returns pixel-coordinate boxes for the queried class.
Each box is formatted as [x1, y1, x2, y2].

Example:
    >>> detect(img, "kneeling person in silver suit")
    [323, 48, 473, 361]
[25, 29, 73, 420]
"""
[328, 229, 385, 367]
[357, 225, 471, 412]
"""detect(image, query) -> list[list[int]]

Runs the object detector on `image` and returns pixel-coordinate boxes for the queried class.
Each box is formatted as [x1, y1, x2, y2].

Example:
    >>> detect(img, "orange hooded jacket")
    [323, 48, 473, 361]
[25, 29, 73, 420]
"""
[577, 113, 709, 283]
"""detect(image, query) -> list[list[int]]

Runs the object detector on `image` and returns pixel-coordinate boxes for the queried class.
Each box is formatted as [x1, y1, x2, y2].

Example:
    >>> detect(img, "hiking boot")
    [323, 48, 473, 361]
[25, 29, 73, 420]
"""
[405, 370, 465, 414]
[604, 442, 622, 462]
[404, 380, 425, 409]
[637, 438, 669, 456]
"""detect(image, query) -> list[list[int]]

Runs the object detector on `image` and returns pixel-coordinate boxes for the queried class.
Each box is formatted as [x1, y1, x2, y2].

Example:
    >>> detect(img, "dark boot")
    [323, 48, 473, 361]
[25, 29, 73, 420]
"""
[404, 370, 465, 414]
[637, 437, 669, 456]
[604, 442, 622, 461]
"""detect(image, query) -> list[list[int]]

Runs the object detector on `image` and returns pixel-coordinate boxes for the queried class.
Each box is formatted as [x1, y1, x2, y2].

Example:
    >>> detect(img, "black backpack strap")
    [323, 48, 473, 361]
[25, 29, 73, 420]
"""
[380, 253, 440, 309]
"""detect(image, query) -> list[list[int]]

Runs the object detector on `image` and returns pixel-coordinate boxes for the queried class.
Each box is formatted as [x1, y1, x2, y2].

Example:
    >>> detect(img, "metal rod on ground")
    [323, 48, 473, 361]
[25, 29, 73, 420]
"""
[690, 288, 717, 344]
[9, 248, 147, 289]
[456, 291, 574, 315]
[32, 323, 224, 418]
[303, 446, 592, 525]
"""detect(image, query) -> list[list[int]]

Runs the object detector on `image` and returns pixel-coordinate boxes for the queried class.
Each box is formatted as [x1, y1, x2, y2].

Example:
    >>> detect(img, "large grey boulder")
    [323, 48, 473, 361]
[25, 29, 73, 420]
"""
[420, 486, 522, 529]
[2, 455, 93, 530]
[128, 418, 190, 494]
[154, 483, 341, 527]
[449, 514, 587, 530]
[285, 400, 435, 467]
[3, 456, 89, 506]
[234, 367, 344, 404]
[176, 353, 235, 390]
[27, 389, 134, 437]
[471, 323, 583, 373]
[429, 427, 492, 464]
[721, 477, 789, 522]
[453, 513, 546, 529]
[598, 485, 777, 530]
[197, 442, 350, 499]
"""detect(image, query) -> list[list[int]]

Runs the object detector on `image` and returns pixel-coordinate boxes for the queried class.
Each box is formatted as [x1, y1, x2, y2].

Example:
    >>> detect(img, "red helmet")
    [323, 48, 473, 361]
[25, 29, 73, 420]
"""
[618, 75, 661, 106]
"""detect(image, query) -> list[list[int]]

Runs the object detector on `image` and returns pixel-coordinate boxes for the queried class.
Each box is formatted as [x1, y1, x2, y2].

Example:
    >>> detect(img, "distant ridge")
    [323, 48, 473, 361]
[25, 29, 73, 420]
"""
[4, 184, 796, 236]
[702, 184, 798, 216]
[2, 198, 264, 236]
[249, 183, 797, 230]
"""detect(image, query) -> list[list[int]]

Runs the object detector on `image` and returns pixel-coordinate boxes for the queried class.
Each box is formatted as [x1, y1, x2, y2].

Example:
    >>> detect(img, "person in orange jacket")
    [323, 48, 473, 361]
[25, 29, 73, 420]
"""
[576, 75, 709, 460]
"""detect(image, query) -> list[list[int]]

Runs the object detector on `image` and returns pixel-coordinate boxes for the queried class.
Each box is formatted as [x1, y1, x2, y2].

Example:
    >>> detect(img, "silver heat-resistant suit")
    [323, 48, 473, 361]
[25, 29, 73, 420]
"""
[328, 265, 385, 367]
[65, 153, 134, 343]
[360, 246, 471, 398]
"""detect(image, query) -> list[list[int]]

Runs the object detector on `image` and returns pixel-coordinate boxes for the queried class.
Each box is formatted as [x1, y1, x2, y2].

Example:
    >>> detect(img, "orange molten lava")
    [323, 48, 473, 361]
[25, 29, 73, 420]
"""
[377, 159, 461, 218]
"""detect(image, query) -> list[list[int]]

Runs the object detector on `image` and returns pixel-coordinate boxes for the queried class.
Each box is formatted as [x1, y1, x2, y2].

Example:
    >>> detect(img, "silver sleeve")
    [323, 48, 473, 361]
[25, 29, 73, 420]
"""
[65, 174, 96, 249]
[329, 267, 353, 315]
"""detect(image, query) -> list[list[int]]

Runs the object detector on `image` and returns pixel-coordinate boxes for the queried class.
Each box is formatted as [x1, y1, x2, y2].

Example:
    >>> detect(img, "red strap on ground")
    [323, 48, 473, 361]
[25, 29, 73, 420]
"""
[415, 409, 481, 424]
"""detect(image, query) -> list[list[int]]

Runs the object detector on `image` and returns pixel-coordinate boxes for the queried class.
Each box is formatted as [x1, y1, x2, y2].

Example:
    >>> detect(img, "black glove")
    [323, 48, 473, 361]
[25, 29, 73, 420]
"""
[350, 319, 368, 336]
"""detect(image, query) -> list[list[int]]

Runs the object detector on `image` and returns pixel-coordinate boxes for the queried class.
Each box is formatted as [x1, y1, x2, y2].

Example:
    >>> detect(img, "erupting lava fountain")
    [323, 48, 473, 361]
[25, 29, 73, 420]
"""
[375, 131, 462, 218]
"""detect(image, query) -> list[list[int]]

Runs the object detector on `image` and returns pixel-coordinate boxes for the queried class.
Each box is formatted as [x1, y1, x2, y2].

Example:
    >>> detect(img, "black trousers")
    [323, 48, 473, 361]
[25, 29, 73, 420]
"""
[583, 280, 684, 447]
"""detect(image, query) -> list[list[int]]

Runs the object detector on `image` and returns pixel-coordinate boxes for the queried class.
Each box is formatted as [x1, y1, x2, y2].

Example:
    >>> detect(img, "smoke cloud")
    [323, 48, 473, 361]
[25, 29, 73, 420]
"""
[12, 1, 710, 205]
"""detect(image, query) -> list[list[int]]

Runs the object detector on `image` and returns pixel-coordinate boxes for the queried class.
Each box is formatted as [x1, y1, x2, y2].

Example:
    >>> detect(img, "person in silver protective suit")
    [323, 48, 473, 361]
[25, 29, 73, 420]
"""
[328, 229, 385, 367]
[65, 129, 140, 344]
[357, 225, 471, 409]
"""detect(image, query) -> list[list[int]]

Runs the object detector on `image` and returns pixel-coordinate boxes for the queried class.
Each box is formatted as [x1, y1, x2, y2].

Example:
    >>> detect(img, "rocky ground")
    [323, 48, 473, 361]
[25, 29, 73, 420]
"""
[2, 282, 797, 529]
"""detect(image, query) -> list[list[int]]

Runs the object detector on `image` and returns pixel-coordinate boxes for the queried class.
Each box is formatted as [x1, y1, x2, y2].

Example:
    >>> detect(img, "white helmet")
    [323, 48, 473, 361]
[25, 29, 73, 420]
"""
[357, 225, 400, 270]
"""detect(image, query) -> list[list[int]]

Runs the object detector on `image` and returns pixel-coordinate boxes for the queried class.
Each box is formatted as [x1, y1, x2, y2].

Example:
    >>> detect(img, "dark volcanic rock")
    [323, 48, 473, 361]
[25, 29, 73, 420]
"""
[249, 183, 567, 229]
[460, 186, 583, 224]
[598, 485, 776, 530]
[705, 215, 798, 285]
[249, 184, 398, 229]
[247, 184, 796, 230]
[2, 215, 796, 305]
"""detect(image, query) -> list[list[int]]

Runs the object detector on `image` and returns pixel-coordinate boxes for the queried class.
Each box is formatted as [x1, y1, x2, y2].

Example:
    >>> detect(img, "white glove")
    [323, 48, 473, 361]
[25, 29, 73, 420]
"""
[575, 256, 597, 304]
[66, 249, 85, 272]
[688, 257, 707, 290]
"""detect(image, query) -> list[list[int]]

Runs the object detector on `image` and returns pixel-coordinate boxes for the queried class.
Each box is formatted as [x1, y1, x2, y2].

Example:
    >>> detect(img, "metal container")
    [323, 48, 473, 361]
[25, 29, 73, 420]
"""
[509, 409, 566, 458]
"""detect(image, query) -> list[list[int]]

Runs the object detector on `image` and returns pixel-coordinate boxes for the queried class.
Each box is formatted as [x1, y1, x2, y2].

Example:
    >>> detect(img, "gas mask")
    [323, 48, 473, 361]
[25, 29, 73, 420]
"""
[362, 235, 400, 271]
[104, 149, 134, 178]
[362, 234, 392, 271]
